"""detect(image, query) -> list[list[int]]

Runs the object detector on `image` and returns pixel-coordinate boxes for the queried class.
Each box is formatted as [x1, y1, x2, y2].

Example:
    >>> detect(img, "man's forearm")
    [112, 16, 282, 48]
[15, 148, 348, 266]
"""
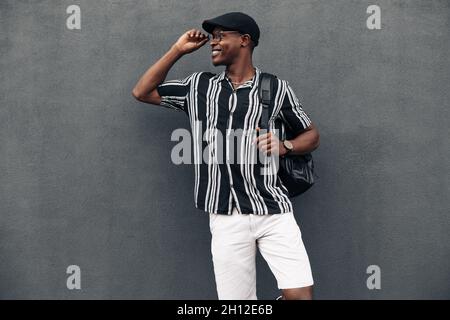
[280, 127, 320, 156]
[132, 45, 184, 98]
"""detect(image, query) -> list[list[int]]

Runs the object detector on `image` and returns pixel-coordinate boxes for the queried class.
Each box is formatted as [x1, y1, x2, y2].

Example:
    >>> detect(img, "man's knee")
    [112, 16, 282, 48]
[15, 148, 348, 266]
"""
[281, 286, 313, 300]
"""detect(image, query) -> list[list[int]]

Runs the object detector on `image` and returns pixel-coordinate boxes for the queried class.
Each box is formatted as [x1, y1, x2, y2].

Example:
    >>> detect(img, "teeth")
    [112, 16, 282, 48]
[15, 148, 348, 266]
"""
[212, 51, 221, 57]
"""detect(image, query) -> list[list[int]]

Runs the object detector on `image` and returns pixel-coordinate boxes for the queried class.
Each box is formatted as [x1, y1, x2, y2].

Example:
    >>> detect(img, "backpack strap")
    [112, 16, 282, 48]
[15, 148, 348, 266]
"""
[258, 72, 277, 129]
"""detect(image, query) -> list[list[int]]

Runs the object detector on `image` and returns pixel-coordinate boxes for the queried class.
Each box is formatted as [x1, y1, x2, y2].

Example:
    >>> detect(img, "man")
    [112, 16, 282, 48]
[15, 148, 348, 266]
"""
[132, 12, 320, 300]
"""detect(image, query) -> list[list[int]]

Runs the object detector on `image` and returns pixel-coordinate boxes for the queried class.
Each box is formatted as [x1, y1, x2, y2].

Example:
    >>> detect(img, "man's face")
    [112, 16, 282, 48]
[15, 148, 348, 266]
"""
[210, 27, 243, 66]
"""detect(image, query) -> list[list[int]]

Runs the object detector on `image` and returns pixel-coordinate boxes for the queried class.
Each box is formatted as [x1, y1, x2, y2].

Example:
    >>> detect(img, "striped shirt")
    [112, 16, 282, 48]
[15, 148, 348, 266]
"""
[156, 67, 312, 215]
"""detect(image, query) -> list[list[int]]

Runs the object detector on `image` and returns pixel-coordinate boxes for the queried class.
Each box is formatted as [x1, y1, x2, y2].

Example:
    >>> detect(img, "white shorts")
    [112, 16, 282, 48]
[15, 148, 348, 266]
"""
[209, 207, 314, 300]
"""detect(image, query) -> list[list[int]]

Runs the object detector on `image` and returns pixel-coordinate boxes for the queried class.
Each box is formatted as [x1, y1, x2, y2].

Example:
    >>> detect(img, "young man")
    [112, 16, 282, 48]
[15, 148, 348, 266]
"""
[132, 12, 320, 300]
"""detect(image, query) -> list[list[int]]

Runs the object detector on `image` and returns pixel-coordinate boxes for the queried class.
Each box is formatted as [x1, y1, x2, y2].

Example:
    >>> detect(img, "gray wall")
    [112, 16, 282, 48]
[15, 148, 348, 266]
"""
[1, 0, 449, 299]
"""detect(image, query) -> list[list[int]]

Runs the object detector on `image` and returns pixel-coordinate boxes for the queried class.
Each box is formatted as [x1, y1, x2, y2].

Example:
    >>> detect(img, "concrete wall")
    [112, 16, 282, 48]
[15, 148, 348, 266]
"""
[0, 0, 449, 299]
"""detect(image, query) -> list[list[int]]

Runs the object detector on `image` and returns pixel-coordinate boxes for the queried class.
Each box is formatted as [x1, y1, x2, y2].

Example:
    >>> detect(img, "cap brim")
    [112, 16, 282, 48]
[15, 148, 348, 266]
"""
[202, 20, 235, 34]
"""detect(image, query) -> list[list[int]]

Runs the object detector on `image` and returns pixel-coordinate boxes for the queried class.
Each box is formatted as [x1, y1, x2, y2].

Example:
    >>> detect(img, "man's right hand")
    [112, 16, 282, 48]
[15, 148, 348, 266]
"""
[132, 29, 209, 104]
[173, 29, 210, 55]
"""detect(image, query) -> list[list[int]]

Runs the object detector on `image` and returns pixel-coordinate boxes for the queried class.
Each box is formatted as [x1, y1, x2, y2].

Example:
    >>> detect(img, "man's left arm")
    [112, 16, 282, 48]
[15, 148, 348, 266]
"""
[255, 80, 319, 156]
[254, 123, 319, 156]
[279, 122, 320, 156]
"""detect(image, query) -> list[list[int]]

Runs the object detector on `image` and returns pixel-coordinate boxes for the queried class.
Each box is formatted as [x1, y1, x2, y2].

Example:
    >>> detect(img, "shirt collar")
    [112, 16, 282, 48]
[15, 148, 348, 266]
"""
[217, 66, 261, 89]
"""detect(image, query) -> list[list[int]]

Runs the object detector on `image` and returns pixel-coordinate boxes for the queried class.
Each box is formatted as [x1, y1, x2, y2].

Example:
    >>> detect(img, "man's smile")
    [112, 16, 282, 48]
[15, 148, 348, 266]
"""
[211, 48, 222, 57]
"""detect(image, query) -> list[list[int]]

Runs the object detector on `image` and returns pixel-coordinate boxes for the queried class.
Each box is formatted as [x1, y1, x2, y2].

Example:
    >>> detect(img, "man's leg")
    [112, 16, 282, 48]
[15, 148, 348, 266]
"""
[209, 208, 257, 300]
[281, 286, 313, 300]
[255, 212, 314, 300]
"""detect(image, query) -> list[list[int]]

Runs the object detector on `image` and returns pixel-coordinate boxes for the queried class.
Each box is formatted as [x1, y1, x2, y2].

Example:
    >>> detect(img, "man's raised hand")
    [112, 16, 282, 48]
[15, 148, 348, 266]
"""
[173, 29, 210, 55]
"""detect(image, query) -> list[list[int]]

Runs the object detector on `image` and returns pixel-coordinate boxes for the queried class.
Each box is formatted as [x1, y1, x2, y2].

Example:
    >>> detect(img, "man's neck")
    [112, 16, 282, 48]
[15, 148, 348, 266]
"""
[225, 63, 256, 84]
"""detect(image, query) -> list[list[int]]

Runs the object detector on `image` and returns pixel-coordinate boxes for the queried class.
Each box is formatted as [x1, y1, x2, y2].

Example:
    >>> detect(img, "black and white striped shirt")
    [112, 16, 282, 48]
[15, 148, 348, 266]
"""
[157, 67, 312, 215]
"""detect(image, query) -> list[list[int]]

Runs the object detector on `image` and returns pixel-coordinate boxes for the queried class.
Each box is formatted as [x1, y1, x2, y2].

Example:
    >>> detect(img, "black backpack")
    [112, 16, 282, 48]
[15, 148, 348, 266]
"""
[258, 72, 316, 198]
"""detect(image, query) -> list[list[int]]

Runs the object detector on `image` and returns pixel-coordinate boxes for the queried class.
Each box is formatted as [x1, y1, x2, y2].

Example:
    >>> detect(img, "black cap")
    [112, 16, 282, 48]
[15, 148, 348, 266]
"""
[202, 12, 260, 47]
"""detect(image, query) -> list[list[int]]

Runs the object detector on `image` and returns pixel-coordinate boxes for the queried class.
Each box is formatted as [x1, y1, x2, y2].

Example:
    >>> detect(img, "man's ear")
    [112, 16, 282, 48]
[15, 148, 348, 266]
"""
[241, 34, 251, 47]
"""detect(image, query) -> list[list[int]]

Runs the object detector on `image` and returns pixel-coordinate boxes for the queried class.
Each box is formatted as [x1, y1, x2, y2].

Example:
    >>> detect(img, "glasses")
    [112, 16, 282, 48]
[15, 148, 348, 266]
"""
[210, 31, 243, 42]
